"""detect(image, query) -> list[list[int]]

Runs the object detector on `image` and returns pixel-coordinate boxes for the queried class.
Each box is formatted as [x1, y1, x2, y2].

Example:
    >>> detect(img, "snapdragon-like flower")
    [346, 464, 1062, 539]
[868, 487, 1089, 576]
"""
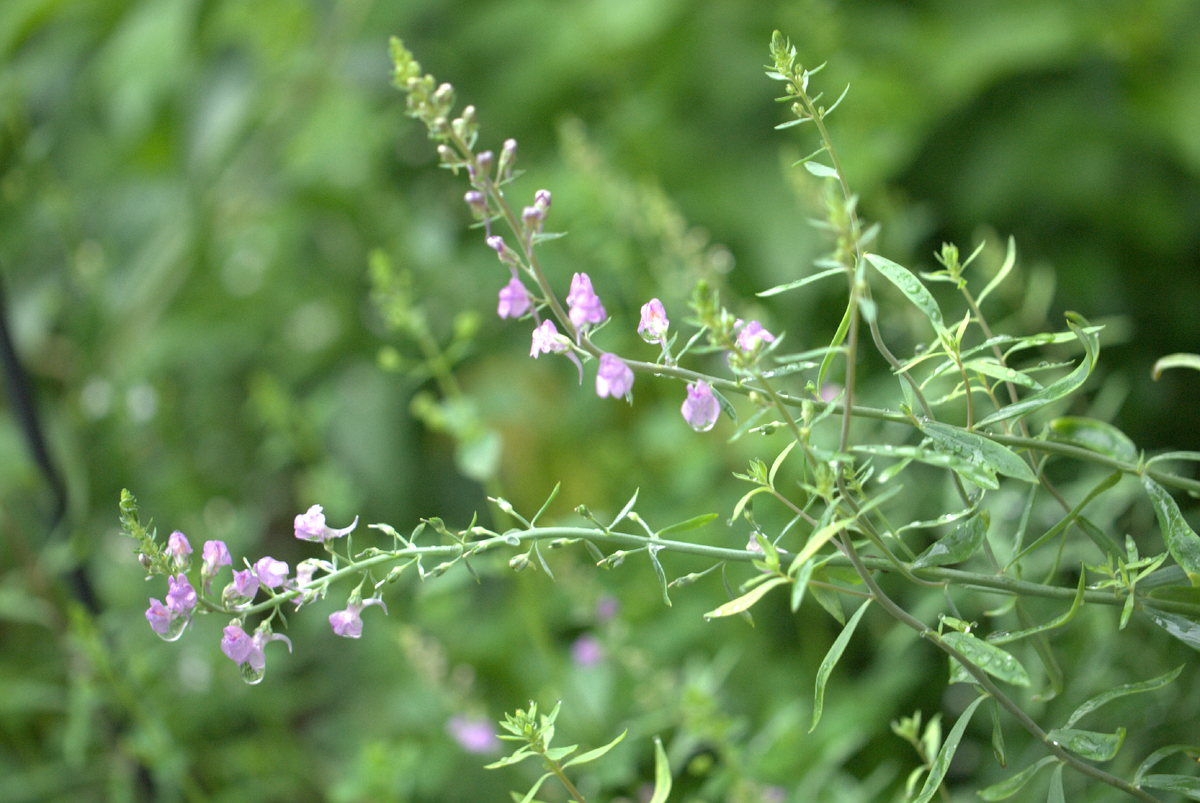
[201, 540, 231, 592]
[638, 298, 669, 343]
[530, 319, 571, 357]
[681, 380, 720, 432]
[253, 556, 289, 588]
[220, 624, 293, 685]
[567, 272, 606, 329]
[486, 235, 520, 267]
[596, 353, 634, 401]
[166, 573, 197, 615]
[497, 277, 530, 319]
[224, 568, 259, 607]
[294, 505, 358, 543]
[167, 530, 192, 571]
[735, 319, 775, 352]
[145, 598, 179, 639]
[329, 597, 389, 638]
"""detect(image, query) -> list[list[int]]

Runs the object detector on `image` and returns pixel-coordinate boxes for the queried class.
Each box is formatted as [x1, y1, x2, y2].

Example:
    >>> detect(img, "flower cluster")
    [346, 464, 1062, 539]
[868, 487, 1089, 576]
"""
[140, 506, 385, 683]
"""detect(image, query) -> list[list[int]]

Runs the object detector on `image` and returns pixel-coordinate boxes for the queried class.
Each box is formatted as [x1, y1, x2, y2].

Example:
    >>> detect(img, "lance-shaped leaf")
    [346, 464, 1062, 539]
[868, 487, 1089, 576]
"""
[942, 631, 1030, 687]
[563, 729, 627, 768]
[1045, 417, 1138, 463]
[919, 420, 1037, 484]
[911, 695, 986, 803]
[757, 266, 844, 297]
[854, 443, 998, 489]
[977, 313, 1099, 427]
[1065, 665, 1182, 728]
[648, 737, 672, 803]
[1152, 352, 1200, 379]
[810, 599, 872, 732]
[911, 512, 988, 569]
[1142, 475, 1200, 586]
[975, 236, 1017, 308]
[1143, 609, 1200, 652]
[977, 756, 1058, 801]
[1139, 775, 1200, 800]
[648, 545, 671, 607]
[865, 253, 948, 336]
[704, 575, 790, 620]
[1135, 744, 1200, 785]
[1043, 726, 1125, 762]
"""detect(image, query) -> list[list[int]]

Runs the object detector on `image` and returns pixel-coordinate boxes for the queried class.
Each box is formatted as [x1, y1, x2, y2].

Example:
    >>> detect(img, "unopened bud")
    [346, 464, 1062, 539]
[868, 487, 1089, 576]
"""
[509, 553, 530, 571]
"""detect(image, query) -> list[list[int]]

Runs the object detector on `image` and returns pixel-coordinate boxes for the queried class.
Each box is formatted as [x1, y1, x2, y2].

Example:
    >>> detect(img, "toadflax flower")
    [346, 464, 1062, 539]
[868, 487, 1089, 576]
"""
[530, 319, 571, 357]
[166, 573, 197, 615]
[681, 380, 720, 432]
[294, 504, 358, 543]
[497, 276, 530, 319]
[735, 319, 775, 352]
[566, 272, 606, 329]
[329, 597, 389, 638]
[201, 540, 231, 592]
[223, 568, 259, 607]
[220, 624, 293, 685]
[638, 298, 669, 343]
[253, 556, 289, 588]
[166, 530, 192, 571]
[596, 353, 634, 401]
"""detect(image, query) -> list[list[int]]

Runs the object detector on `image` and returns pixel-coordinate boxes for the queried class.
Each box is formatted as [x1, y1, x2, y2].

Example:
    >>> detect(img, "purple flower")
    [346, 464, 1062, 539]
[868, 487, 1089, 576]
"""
[530, 319, 570, 357]
[201, 541, 231, 591]
[146, 598, 174, 635]
[595, 353, 633, 400]
[329, 598, 388, 638]
[566, 272, 606, 329]
[487, 235, 519, 266]
[253, 556, 289, 588]
[221, 625, 256, 666]
[638, 298, 669, 342]
[497, 277, 530, 319]
[595, 595, 619, 622]
[294, 505, 358, 543]
[447, 715, 501, 753]
[224, 568, 259, 605]
[167, 530, 192, 570]
[464, 190, 488, 218]
[221, 625, 292, 684]
[681, 380, 720, 432]
[735, 320, 775, 352]
[571, 634, 605, 667]
[166, 574, 197, 614]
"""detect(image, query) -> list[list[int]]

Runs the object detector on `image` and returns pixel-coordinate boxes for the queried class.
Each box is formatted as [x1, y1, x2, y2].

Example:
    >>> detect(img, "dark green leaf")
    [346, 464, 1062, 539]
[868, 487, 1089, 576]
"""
[919, 420, 1037, 484]
[942, 631, 1030, 686]
[1043, 727, 1124, 762]
[810, 599, 871, 732]
[1065, 665, 1182, 727]
[911, 695, 986, 803]
[1142, 476, 1200, 586]
[977, 756, 1058, 801]
[1140, 775, 1200, 800]
[912, 512, 988, 569]
[853, 443, 998, 489]
[1044, 417, 1138, 463]
[865, 253, 947, 336]
[1142, 609, 1200, 652]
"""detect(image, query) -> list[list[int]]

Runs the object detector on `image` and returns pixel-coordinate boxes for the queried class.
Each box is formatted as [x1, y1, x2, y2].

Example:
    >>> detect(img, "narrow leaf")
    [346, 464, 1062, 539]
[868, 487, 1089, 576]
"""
[804, 161, 838, 178]
[1142, 475, 1200, 586]
[1045, 417, 1138, 463]
[976, 236, 1017, 308]
[853, 443, 998, 489]
[865, 253, 947, 335]
[942, 631, 1031, 686]
[817, 296, 853, 393]
[1152, 352, 1200, 380]
[648, 737, 672, 803]
[790, 558, 815, 612]
[1007, 472, 1121, 569]
[656, 512, 719, 536]
[611, 488, 638, 529]
[919, 420, 1037, 484]
[648, 546, 671, 607]
[977, 313, 1099, 427]
[704, 575, 790, 620]
[911, 512, 988, 569]
[564, 730, 627, 768]
[757, 266, 844, 297]
[1135, 744, 1200, 784]
[515, 772, 554, 803]
[962, 358, 1042, 389]
[1139, 775, 1200, 800]
[1044, 726, 1125, 762]
[912, 695, 986, 803]
[977, 756, 1058, 801]
[1046, 763, 1065, 803]
[989, 572, 1086, 645]
[810, 599, 871, 732]
[1143, 609, 1200, 652]
[1065, 665, 1183, 728]
[769, 440, 799, 487]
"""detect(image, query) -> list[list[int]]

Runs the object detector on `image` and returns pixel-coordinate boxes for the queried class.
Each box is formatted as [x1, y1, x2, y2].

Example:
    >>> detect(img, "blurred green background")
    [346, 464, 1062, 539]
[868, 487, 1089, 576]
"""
[2, 0, 1199, 801]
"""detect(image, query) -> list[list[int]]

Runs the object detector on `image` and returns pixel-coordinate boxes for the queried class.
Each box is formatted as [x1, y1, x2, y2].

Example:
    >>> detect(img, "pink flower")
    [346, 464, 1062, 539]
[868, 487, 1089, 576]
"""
[221, 625, 256, 666]
[735, 320, 775, 352]
[595, 353, 633, 400]
[224, 568, 259, 606]
[220, 625, 292, 678]
[167, 530, 192, 570]
[566, 272, 606, 329]
[530, 319, 570, 357]
[329, 598, 388, 638]
[681, 380, 720, 432]
[447, 715, 501, 753]
[497, 277, 530, 319]
[166, 574, 197, 614]
[146, 598, 174, 635]
[253, 556, 289, 588]
[201, 541, 231, 592]
[294, 505, 358, 543]
[571, 635, 605, 667]
[638, 298, 669, 342]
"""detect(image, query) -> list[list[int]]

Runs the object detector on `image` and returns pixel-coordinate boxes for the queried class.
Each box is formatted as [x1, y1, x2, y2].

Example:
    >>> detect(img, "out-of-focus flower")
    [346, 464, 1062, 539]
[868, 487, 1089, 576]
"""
[638, 298, 669, 343]
[681, 380, 720, 432]
[735, 319, 775, 352]
[447, 715, 501, 753]
[571, 634, 605, 667]
[596, 353, 633, 401]
[567, 272, 606, 329]
[497, 277, 530, 319]
[329, 598, 388, 639]
[530, 319, 571, 357]
[146, 599, 174, 635]
[253, 556, 289, 588]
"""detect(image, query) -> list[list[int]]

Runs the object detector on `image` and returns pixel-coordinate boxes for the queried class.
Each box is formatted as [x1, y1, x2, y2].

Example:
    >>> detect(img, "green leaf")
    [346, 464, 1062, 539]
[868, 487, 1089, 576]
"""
[977, 313, 1099, 427]
[961, 358, 1042, 389]
[919, 420, 1037, 484]
[1143, 609, 1200, 652]
[790, 558, 815, 612]
[656, 512, 719, 536]
[853, 443, 998, 489]
[1065, 665, 1183, 727]
[988, 697, 1006, 768]
[704, 575, 790, 620]
[1007, 472, 1121, 569]
[1152, 352, 1200, 379]
[514, 772, 553, 803]
[610, 488, 637, 529]
[988, 572, 1086, 645]
[648, 737, 672, 803]
[1046, 763, 1065, 803]
[1044, 417, 1138, 463]
[976, 236, 1016, 308]
[1043, 727, 1124, 762]
[1134, 744, 1200, 784]
[911, 512, 988, 569]
[648, 546, 671, 607]
[865, 253, 947, 336]
[757, 266, 844, 297]
[804, 160, 838, 178]
[977, 756, 1058, 801]
[941, 631, 1030, 686]
[817, 296, 853, 393]
[1142, 475, 1200, 586]
[1139, 775, 1200, 800]
[810, 599, 871, 732]
[769, 440, 799, 487]
[563, 730, 627, 768]
[542, 744, 578, 761]
[911, 695, 986, 803]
